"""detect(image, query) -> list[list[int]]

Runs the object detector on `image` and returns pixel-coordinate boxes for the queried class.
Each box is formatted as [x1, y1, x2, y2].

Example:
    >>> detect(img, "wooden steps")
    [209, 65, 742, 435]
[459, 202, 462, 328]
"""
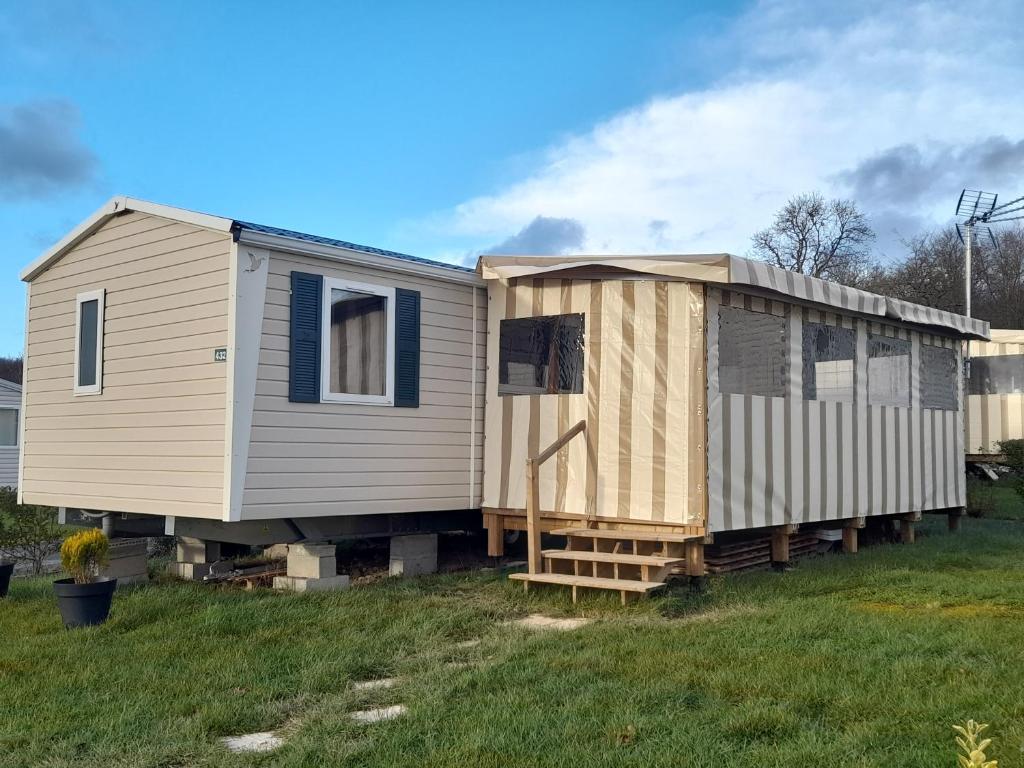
[551, 527, 701, 543]
[542, 549, 684, 567]
[512, 526, 704, 604]
[509, 572, 665, 603]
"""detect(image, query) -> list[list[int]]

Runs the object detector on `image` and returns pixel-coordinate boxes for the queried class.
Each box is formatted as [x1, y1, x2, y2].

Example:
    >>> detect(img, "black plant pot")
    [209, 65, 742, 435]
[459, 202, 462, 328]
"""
[0, 561, 13, 598]
[53, 577, 117, 628]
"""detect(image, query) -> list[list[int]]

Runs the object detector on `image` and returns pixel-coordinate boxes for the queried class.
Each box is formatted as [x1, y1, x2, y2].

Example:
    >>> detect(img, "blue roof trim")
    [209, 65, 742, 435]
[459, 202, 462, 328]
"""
[234, 221, 474, 273]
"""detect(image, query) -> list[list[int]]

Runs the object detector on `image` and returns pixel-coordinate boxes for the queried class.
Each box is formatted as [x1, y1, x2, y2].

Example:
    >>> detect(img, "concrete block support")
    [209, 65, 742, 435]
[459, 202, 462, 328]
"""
[389, 534, 438, 577]
[273, 543, 348, 593]
[100, 538, 149, 587]
[286, 543, 336, 579]
[168, 537, 222, 580]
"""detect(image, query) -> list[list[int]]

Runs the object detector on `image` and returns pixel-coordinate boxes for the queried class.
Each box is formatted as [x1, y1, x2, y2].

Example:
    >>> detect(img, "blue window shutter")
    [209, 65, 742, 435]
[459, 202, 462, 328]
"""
[394, 288, 420, 407]
[289, 271, 323, 403]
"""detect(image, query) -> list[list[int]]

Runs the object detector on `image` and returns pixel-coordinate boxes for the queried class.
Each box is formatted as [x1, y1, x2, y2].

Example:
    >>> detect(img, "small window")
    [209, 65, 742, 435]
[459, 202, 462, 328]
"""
[867, 334, 910, 407]
[969, 354, 1024, 395]
[920, 344, 958, 410]
[802, 323, 856, 402]
[74, 289, 104, 395]
[0, 409, 17, 447]
[320, 278, 395, 404]
[718, 305, 787, 397]
[498, 314, 584, 396]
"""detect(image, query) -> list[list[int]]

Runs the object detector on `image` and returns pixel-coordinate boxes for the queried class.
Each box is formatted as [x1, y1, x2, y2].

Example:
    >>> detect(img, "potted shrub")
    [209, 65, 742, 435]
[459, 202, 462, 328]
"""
[53, 528, 115, 628]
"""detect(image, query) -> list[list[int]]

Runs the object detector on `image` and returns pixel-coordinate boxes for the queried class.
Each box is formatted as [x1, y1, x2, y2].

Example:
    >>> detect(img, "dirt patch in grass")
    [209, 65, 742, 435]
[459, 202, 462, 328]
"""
[856, 600, 1020, 618]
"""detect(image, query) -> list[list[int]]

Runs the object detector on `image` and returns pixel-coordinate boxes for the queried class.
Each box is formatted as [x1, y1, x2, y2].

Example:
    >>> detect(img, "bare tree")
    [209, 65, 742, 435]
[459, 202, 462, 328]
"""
[0, 357, 21, 384]
[860, 228, 964, 313]
[974, 226, 1024, 329]
[858, 224, 1024, 329]
[751, 192, 875, 284]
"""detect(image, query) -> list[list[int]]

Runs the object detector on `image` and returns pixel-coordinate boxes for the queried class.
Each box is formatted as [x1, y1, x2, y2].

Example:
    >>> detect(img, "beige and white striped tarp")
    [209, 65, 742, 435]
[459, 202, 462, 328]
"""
[966, 329, 1024, 455]
[706, 288, 965, 531]
[482, 278, 706, 526]
[479, 253, 990, 340]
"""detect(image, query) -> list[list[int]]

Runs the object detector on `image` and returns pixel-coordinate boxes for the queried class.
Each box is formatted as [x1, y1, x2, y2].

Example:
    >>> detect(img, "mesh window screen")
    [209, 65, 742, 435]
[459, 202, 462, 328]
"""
[802, 323, 855, 401]
[498, 313, 584, 395]
[718, 305, 787, 397]
[921, 344, 958, 410]
[868, 334, 911, 406]
[968, 354, 1024, 395]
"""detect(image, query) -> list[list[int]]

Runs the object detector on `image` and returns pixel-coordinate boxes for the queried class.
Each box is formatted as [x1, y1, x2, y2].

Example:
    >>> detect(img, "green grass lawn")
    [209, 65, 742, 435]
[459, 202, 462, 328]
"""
[5, 515, 1024, 767]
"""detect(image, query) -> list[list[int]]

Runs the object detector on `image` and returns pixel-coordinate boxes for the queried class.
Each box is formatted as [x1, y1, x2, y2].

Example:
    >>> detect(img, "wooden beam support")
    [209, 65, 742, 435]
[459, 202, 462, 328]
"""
[948, 507, 966, 532]
[842, 526, 858, 554]
[900, 519, 915, 544]
[684, 539, 705, 577]
[770, 524, 798, 565]
[485, 513, 504, 557]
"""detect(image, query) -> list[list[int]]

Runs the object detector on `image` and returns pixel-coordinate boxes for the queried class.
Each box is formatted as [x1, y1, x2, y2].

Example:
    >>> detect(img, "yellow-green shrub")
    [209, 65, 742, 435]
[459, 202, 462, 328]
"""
[954, 720, 998, 768]
[60, 528, 109, 584]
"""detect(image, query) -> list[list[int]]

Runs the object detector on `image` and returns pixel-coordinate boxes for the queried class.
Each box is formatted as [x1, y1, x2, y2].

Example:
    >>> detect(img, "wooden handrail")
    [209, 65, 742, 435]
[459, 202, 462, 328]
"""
[526, 420, 587, 575]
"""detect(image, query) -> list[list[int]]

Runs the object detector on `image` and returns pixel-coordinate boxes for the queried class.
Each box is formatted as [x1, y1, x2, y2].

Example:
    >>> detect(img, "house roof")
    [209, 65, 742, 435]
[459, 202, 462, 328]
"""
[0, 378, 22, 394]
[478, 253, 991, 340]
[20, 196, 475, 283]
[232, 220, 474, 273]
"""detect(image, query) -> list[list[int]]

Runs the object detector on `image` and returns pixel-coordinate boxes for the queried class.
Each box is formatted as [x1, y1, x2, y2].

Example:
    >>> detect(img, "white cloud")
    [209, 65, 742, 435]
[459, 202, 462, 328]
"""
[420, 0, 1024, 262]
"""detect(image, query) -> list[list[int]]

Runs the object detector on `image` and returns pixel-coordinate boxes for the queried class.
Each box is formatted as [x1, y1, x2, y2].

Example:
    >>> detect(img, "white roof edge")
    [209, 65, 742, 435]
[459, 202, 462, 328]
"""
[20, 196, 234, 282]
[236, 228, 485, 287]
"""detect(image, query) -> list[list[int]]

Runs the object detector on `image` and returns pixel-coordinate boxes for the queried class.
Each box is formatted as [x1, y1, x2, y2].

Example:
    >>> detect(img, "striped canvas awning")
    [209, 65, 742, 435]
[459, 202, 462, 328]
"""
[478, 253, 990, 341]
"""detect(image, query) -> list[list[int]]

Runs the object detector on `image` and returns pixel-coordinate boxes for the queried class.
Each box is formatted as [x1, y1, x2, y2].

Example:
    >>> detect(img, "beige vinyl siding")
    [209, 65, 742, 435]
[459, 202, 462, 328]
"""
[21, 211, 231, 518]
[0, 384, 20, 487]
[240, 250, 485, 520]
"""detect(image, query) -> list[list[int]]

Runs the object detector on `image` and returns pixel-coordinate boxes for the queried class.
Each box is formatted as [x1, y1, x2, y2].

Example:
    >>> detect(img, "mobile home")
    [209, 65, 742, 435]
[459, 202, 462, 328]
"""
[19, 197, 485, 585]
[0, 378, 20, 488]
[19, 197, 989, 598]
[965, 329, 1024, 456]
[477, 255, 988, 600]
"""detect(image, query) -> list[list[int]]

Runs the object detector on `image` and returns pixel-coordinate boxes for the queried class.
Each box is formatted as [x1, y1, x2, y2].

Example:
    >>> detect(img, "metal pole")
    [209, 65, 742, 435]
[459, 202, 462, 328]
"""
[964, 221, 972, 378]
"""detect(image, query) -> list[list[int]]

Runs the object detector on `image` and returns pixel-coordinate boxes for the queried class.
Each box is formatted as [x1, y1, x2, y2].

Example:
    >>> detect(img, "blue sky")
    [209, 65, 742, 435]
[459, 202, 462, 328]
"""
[1, 0, 1023, 355]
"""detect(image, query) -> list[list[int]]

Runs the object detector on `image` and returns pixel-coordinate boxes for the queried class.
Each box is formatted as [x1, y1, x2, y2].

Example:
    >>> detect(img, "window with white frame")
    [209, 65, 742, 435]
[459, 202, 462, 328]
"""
[321, 278, 395, 404]
[74, 289, 105, 395]
[0, 408, 17, 447]
[867, 333, 910, 407]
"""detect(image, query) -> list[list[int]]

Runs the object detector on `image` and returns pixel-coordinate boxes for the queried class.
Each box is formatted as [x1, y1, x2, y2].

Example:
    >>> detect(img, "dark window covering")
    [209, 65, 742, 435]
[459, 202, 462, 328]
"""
[498, 313, 584, 396]
[969, 354, 1024, 395]
[77, 298, 98, 388]
[921, 344, 958, 410]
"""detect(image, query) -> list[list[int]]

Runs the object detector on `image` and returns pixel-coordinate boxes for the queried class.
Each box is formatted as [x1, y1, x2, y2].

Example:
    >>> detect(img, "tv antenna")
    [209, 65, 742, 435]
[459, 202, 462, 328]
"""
[955, 188, 1024, 370]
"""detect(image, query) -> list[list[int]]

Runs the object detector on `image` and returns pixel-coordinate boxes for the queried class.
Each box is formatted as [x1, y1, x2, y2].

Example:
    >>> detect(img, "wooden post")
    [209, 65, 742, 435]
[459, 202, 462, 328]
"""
[842, 517, 864, 554]
[684, 539, 705, 577]
[485, 513, 504, 557]
[900, 519, 915, 544]
[526, 458, 541, 575]
[771, 524, 798, 566]
[948, 507, 965, 532]
[900, 510, 921, 544]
